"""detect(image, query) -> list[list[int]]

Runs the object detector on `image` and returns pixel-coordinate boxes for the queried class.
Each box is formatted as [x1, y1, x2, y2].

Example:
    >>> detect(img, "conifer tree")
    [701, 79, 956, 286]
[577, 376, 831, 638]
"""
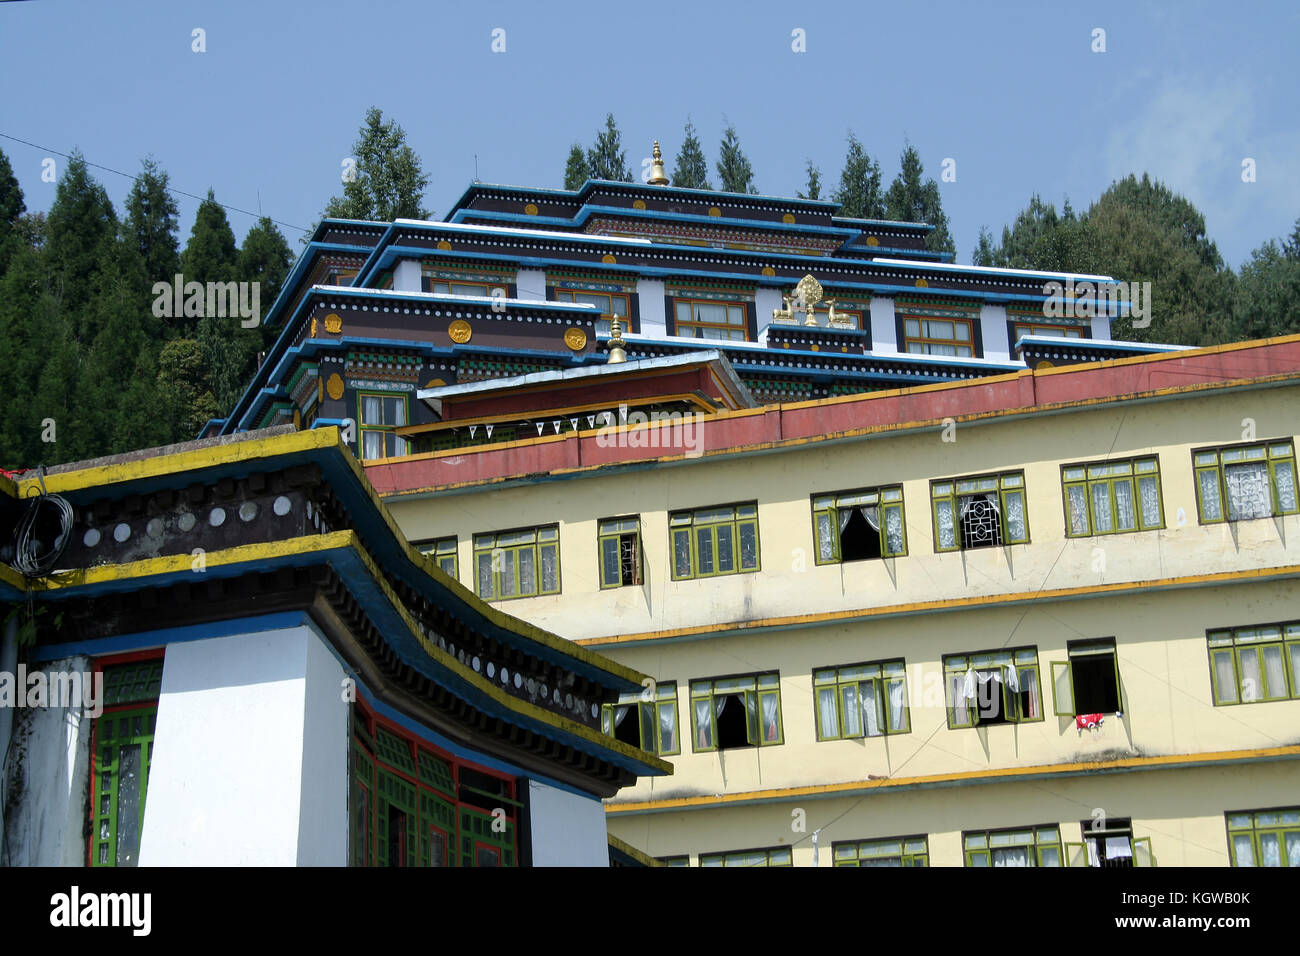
[883, 143, 955, 257]
[124, 157, 181, 287]
[797, 160, 822, 200]
[972, 226, 996, 266]
[0, 147, 25, 274]
[716, 124, 757, 194]
[45, 151, 117, 332]
[324, 107, 431, 221]
[563, 144, 591, 190]
[671, 121, 711, 190]
[832, 133, 883, 220]
[586, 114, 633, 182]
[237, 216, 294, 352]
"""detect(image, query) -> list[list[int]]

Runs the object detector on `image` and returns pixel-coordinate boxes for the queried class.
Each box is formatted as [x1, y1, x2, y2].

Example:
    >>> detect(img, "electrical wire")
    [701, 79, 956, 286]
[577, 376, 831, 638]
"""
[11, 466, 73, 578]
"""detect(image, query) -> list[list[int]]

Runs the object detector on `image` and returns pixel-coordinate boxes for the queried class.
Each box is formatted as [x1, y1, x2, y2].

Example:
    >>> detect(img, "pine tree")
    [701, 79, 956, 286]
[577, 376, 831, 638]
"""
[832, 133, 884, 220]
[157, 339, 219, 439]
[797, 160, 822, 200]
[124, 157, 181, 287]
[0, 147, 25, 274]
[586, 114, 632, 182]
[324, 107, 431, 221]
[45, 151, 117, 333]
[716, 124, 756, 194]
[883, 144, 955, 257]
[671, 121, 711, 189]
[181, 189, 238, 285]
[237, 216, 294, 352]
[972, 226, 995, 266]
[563, 144, 591, 190]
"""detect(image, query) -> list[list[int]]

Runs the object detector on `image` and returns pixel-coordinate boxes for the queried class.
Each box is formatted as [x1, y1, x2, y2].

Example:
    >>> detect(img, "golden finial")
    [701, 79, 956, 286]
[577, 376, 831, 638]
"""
[647, 141, 669, 186]
[607, 315, 627, 364]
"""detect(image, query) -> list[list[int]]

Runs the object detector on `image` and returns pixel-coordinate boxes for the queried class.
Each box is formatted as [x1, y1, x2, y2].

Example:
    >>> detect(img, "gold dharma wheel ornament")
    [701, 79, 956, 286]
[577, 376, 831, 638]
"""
[795, 274, 823, 326]
[448, 319, 472, 344]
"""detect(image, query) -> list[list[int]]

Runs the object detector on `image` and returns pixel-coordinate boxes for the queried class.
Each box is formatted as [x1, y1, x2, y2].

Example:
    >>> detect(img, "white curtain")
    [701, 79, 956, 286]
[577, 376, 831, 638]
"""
[1225, 462, 1271, 519]
[1105, 837, 1133, 861]
[1138, 475, 1162, 527]
[887, 680, 906, 730]
[1275, 460, 1297, 512]
[884, 507, 904, 553]
[1232, 834, 1255, 866]
[1114, 479, 1137, 531]
[841, 683, 862, 736]
[936, 500, 956, 549]
[818, 687, 839, 737]
[1263, 645, 1287, 698]
[1004, 492, 1027, 541]
[658, 705, 676, 752]
[991, 847, 1029, 867]
[1067, 485, 1089, 534]
[1260, 834, 1282, 867]
[1215, 651, 1239, 701]
[949, 673, 970, 724]
[1287, 833, 1300, 867]
[1198, 469, 1224, 520]
[362, 395, 381, 424]
[761, 693, 779, 742]
[974, 669, 1002, 718]
[695, 699, 713, 749]
[613, 705, 630, 728]
[860, 681, 881, 737]
[1241, 651, 1262, 701]
[816, 513, 835, 562]
[1090, 483, 1114, 532]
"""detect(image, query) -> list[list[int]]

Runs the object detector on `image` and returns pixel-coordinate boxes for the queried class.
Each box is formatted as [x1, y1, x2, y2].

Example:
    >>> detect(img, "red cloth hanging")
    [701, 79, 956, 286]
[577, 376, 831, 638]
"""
[1075, 713, 1105, 730]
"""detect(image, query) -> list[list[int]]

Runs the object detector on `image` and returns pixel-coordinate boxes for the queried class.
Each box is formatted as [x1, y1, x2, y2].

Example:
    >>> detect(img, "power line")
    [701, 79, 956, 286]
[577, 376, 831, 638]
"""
[0, 131, 311, 234]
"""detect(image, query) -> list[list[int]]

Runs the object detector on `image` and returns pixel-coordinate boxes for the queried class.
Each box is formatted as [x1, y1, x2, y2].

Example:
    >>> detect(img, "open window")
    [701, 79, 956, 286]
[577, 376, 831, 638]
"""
[812, 488, 906, 564]
[945, 648, 1042, 729]
[1066, 820, 1152, 867]
[1052, 639, 1122, 717]
[598, 517, 642, 588]
[601, 681, 679, 755]
[690, 674, 782, 752]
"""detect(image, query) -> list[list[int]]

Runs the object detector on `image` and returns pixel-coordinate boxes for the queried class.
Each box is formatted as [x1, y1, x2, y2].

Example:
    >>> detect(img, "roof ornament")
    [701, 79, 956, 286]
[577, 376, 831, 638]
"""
[607, 315, 628, 364]
[647, 141, 669, 186]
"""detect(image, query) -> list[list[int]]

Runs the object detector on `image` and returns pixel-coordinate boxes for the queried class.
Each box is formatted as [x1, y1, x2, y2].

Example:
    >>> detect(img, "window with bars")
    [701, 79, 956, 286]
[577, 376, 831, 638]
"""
[1207, 621, 1300, 705]
[690, 673, 782, 752]
[672, 297, 749, 341]
[553, 289, 631, 336]
[812, 487, 906, 563]
[931, 472, 1029, 551]
[1066, 819, 1152, 868]
[358, 392, 410, 461]
[813, 660, 909, 740]
[601, 681, 679, 755]
[833, 835, 929, 867]
[1051, 638, 1123, 717]
[473, 525, 560, 600]
[943, 647, 1043, 729]
[350, 703, 518, 867]
[415, 536, 458, 579]
[670, 503, 759, 580]
[597, 516, 642, 588]
[699, 846, 793, 867]
[89, 656, 164, 867]
[1193, 440, 1298, 523]
[1062, 457, 1164, 536]
[964, 826, 1062, 867]
[1226, 808, 1300, 867]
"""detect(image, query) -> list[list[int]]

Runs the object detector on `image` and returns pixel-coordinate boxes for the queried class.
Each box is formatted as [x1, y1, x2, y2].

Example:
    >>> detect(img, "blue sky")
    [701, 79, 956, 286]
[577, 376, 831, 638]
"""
[1, 0, 1296, 268]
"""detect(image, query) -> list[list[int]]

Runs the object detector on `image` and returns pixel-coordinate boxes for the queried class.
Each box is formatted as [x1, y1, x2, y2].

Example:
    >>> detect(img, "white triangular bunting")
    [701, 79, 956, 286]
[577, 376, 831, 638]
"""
[536, 422, 544, 436]
[570, 418, 578, 431]
[619, 405, 628, 422]
[485, 424, 494, 438]
[468, 425, 477, 438]
[603, 412, 613, 425]
[587, 415, 596, 428]
[552, 420, 561, 433]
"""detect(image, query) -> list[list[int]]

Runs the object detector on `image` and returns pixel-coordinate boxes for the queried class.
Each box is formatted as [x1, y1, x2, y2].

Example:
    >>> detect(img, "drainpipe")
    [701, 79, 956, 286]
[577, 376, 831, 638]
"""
[0, 610, 18, 864]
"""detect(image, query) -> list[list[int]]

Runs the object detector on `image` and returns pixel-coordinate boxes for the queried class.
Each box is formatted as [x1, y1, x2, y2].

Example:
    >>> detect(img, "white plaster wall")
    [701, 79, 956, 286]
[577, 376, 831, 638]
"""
[1, 655, 93, 866]
[515, 268, 547, 301]
[981, 304, 1010, 361]
[870, 296, 897, 353]
[636, 279, 666, 336]
[527, 780, 608, 866]
[1092, 310, 1113, 340]
[392, 259, 422, 293]
[754, 287, 782, 340]
[139, 625, 348, 866]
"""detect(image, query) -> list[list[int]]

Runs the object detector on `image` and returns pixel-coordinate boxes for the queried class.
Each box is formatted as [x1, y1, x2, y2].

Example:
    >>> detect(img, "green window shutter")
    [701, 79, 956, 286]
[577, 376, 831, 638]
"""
[1065, 842, 1087, 867]
[1132, 837, 1153, 867]
[1051, 661, 1074, 716]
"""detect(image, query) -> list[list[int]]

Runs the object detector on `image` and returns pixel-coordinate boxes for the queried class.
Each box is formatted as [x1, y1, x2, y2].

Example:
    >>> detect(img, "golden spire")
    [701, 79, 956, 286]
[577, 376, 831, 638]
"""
[607, 315, 628, 363]
[647, 140, 669, 186]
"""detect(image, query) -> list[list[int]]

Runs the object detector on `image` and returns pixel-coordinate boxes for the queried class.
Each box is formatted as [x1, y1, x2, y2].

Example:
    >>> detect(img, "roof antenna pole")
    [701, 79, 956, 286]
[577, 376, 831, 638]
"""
[474, 154, 479, 182]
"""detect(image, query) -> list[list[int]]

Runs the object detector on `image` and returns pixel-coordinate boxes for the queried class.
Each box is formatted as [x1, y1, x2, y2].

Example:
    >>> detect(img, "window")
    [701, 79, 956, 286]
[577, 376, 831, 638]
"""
[473, 525, 560, 600]
[1063, 457, 1164, 536]
[931, 472, 1029, 551]
[825, 304, 867, 330]
[553, 289, 630, 336]
[673, 297, 748, 341]
[601, 681, 679, 755]
[690, 673, 782, 751]
[812, 487, 906, 563]
[1051, 639, 1123, 717]
[89, 656, 164, 867]
[327, 269, 357, 286]
[416, 537, 458, 579]
[358, 393, 410, 461]
[350, 700, 518, 867]
[944, 648, 1042, 729]
[1226, 808, 1300, 867]
[903, 316, 973, 356]
[813, 660, 909, 740]
[964, 826, 1063, 867]
[598, 517, 642, 588]
[670, 503, 759, 580]
[421, 277, 506, 297]
[699, 846, 793, 867]
[1207, 621, 1300, 705]
[1193, 440, 1298, 523]
[833, 836, 929, 867]
[1067, 819, 1152, 868]
[658, 855, 691, 867]
[1012, 322, 1085, 340]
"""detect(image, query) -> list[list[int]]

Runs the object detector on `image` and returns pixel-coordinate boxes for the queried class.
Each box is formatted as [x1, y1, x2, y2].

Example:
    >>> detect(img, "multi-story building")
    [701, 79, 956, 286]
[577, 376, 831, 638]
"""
[201, 155, 1300, 867]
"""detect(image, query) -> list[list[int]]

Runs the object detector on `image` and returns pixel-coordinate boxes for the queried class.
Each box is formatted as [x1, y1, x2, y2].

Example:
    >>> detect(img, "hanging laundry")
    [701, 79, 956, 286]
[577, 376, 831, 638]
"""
[1075, 713, 1105, 731]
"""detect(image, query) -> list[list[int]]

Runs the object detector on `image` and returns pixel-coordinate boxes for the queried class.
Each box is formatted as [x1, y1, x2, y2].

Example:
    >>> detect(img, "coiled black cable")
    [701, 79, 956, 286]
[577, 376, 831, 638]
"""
[12, 466, 73, 578]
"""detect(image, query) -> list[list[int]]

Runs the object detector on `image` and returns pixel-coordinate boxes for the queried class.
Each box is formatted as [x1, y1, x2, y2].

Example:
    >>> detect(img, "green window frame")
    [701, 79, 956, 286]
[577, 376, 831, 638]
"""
[473, 525, 561, 600]
[1226, 807, 1300, 867]
[598, 516, 642, 588]
[670, 503, 759, 580]
[90, 657, 164, 867]
[1050, 638, 1124, 717]
[1062, 456, 1164, 537]
[699, 846, 793, 867]
[812, 486, 907, 563]
[943, 647, 1043, 729]
[416, 536, 458, 579]
[658, 855, 691, 867]
[931, 472, 1029, 552]
[964, 826, 1063, 867]
[833, 835, 929, 867]
[601, 680, 680, 756]
[1207, 621, 1300, 705]
[1193, 439, 1298, 524]
[813, 660, 909, 740]
[690, 673, 783, 752]
[358, 391, 410, 461]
